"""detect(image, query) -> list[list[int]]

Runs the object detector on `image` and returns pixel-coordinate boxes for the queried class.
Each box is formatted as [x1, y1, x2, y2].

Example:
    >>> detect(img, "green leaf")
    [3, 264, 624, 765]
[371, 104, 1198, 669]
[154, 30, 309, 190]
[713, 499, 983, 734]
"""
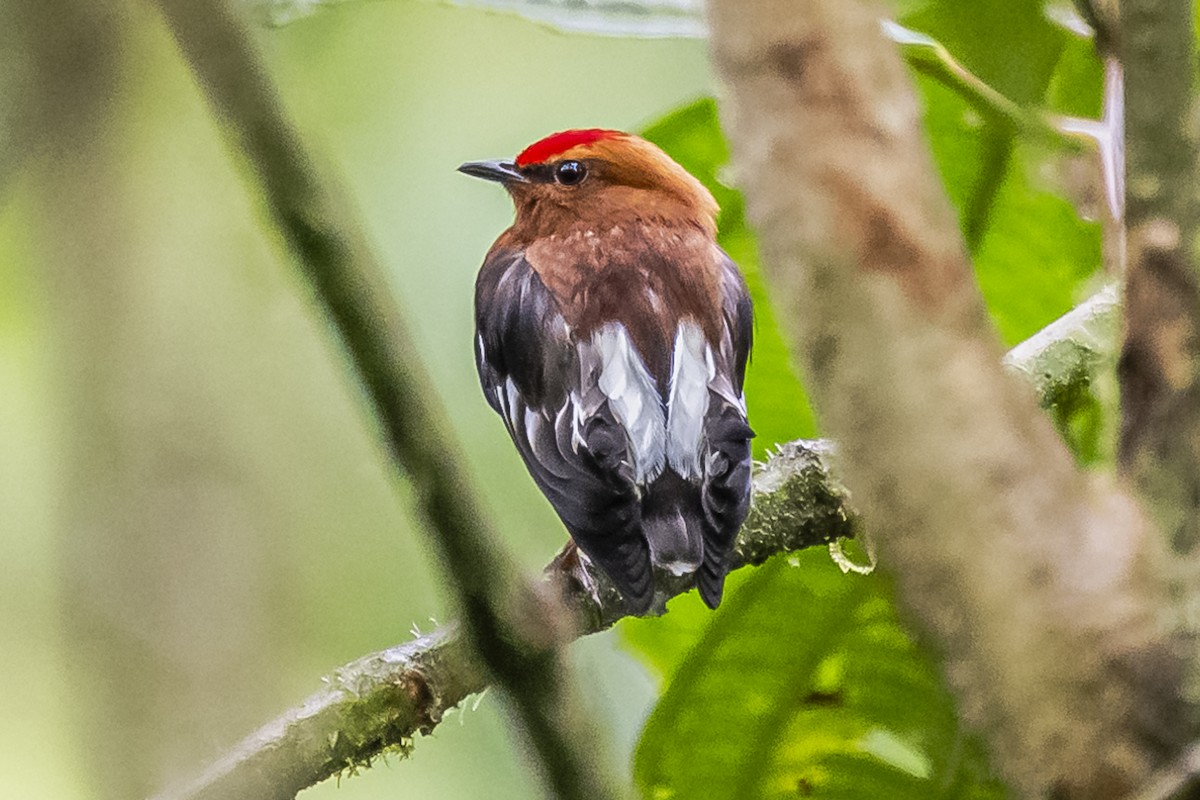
[632, 551, 1006, 800]
[900, 6, 1103, 341]
[972, 142, 1103, 344]
[641, 98, 817, 455]
[1045, 26, 1104, 119]
[902, 1, 1068, 105]
[620, 559, 762, 679]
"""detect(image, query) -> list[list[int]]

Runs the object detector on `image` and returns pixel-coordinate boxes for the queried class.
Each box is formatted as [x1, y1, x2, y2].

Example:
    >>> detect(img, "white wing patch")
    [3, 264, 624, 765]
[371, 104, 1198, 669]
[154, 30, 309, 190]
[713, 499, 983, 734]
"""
[666, 320, 715, 480]
[500, 378, 522, 436]
[582, 320, 728, 486]
[593, 323, 666, 483]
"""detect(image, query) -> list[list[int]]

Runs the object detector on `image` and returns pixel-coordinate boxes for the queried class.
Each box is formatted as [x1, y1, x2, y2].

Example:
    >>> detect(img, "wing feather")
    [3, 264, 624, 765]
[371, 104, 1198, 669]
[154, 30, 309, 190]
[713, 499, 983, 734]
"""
[475, 251, 654, 611]
[695, 252, 756, 608]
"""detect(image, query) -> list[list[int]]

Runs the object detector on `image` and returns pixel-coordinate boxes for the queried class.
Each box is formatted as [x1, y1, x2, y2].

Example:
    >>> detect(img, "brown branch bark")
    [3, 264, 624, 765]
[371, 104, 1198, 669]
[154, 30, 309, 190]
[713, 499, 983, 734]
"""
[709, 1, 1191, 798]
[148, 1, 620, 798]
[1073, 0, 1119, 53]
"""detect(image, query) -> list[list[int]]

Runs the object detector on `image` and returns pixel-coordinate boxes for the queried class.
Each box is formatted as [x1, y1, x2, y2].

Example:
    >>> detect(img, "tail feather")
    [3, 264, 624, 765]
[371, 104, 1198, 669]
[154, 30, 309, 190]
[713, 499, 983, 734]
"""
[642, 471, 704, 577]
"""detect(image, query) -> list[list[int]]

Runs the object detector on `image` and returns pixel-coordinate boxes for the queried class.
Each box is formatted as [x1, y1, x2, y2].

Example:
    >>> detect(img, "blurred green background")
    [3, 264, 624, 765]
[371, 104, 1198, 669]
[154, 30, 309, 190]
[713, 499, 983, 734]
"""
[0, 3, 716, 797]
[2, 0, 1116, 797]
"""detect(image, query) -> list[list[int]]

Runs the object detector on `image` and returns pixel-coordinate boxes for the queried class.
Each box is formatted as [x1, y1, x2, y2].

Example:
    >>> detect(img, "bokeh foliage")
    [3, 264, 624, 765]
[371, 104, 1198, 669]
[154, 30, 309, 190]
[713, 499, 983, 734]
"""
[1, 4, 706, 799]
[0, 0, 1110, 798]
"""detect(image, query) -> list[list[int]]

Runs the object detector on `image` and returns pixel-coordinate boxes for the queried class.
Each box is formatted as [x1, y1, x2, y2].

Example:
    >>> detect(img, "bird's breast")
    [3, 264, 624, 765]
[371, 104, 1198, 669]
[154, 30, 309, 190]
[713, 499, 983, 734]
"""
[524, 221, 725, 390]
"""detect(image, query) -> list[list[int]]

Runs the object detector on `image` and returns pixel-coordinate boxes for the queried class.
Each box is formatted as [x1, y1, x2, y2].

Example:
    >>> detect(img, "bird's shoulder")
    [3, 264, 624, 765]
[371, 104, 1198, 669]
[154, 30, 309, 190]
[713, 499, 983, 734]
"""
[474, 248, 575, 410]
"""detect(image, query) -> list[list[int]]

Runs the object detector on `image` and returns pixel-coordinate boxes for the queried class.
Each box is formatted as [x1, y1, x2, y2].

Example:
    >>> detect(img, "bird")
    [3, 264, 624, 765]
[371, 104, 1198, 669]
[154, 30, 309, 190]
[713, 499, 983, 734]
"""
[459, 129, 754, 613]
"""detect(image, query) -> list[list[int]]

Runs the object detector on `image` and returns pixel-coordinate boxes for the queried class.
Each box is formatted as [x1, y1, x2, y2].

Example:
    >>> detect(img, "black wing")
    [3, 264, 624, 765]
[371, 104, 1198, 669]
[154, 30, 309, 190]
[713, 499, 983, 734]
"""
[475, 250, 655, 612]
[695, 253, 755, 608]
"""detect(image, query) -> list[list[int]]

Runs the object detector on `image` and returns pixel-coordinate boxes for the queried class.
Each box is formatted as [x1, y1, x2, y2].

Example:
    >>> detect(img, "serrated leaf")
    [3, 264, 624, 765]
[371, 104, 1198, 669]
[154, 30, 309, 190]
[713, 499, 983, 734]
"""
[632, 551, 1007, 800]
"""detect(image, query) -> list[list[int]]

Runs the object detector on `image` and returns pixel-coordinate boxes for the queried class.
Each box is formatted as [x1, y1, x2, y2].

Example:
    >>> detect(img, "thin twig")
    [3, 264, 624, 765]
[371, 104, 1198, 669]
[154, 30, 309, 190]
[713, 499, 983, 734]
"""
[883, 19, 1092, 253]
[151, 285, 1119, 800]
[150, 1, 622, 798]
[883, 20, 1087, 151]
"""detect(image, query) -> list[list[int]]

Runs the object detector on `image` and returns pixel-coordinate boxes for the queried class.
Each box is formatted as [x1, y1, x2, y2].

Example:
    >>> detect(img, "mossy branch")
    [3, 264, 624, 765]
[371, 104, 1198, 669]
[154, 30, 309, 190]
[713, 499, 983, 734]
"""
[151, 287, 1118, 800]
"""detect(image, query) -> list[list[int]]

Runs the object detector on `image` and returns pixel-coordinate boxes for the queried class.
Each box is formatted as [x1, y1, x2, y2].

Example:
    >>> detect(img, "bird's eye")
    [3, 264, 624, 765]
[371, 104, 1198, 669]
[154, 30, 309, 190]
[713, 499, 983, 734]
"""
[555, 160, 587, 186]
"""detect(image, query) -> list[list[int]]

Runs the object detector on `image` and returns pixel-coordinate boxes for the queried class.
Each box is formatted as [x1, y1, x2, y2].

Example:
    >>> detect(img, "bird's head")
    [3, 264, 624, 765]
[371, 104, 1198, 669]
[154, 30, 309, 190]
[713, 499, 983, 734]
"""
[458, 129, 718, 240]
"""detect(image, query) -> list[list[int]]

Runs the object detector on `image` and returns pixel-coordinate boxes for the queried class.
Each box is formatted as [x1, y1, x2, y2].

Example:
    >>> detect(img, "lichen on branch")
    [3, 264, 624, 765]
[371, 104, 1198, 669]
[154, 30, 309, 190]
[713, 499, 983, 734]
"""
[153, 284, 1120, 800]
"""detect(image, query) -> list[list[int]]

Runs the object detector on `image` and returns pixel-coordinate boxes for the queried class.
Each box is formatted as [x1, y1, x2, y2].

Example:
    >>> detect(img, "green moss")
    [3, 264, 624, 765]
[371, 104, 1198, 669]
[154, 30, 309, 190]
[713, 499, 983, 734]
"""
[737, 443, 857, 568]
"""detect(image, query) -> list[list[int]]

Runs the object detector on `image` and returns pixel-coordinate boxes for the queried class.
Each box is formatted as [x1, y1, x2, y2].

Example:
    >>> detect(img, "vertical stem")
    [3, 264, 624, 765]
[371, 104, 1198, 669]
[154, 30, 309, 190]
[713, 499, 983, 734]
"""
[150, 1, 623, 797]
[1120, 0, 1200, 553]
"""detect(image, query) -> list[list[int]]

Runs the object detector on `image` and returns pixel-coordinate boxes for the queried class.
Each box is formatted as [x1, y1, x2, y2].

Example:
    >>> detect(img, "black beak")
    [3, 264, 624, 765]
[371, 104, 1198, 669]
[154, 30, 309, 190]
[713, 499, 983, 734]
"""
[457, 159, 528, 184]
